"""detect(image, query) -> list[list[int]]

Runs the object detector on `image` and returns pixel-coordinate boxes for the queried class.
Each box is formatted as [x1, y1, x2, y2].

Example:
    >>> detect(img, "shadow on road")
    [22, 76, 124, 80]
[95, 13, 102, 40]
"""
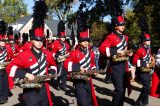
[94, 85, 114, 96]
[131, 85, 142, 92]
[124, 96, 135, 106]
[51, 92, 74, 106]
[93, 75, 105, 83]
[94, 81, 135, 106]
[13, 93, 26, 106]
[97, 97, 112, 105]
[65, 84, 75, 97]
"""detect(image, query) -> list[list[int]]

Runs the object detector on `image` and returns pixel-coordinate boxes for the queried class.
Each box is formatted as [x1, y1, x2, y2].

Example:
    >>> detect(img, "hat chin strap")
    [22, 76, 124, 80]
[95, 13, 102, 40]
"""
[32, 46, 42, 52]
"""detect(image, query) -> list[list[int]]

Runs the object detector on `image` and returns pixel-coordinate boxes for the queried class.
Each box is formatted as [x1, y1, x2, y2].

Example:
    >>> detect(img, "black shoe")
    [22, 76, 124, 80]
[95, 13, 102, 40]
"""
[8, 90, 13, 97]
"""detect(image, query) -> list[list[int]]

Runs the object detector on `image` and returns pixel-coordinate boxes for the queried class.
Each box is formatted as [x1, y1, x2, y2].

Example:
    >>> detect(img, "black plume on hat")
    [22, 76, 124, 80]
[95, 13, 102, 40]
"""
[76, 3, 91, 42]
[0, 20, 6, 35]
[7, 26, 13, 35]
[32, 0, 48, 30]
[110, 0, 125, 26]
[110, 0, 123, 17]
[138, 17, 149, 34]
[14, 33, 19, 40]
[77, 2, 90, 33]
[22, 33, 28, 41]
[46, 29, 49, 38]
[138, 17, 150, 42]
[57, 21, 65, 37]
[31, 0, 48, 41]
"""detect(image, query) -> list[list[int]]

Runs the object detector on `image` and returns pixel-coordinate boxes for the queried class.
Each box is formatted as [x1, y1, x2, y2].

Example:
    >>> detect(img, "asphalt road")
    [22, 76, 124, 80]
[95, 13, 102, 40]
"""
[1, 74, 160, 106]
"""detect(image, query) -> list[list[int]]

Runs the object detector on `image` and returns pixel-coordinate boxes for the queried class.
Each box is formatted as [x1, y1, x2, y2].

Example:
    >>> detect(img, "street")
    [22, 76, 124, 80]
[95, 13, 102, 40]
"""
[1, 74, 160, 106]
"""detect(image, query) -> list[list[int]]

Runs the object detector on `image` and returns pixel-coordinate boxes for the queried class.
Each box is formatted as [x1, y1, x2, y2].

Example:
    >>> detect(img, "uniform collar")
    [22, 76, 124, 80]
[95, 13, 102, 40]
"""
[31, 47, 42, 59]
[80, 47, 88, 55]
[113, 31, 123, 39]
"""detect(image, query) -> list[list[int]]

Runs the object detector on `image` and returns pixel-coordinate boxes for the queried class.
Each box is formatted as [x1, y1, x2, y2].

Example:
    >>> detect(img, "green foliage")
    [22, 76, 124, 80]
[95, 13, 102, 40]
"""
[0, 0, 27, 23]
[124, 9, 140, 43]
[90, 21, 107, 40]
[45, 0, 74, 20]
[132, 0, 160, 46]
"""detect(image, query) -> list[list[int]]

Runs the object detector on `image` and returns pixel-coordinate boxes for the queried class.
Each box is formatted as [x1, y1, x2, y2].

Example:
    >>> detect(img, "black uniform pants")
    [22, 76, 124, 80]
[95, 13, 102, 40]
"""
[111, 62, 127, 106]
[0, 70, 9, 102]
[136, 72, 150, 105]
[23, 85, 49, 106]
[57, 63, 68, 89]
[74, 80, 92, 106]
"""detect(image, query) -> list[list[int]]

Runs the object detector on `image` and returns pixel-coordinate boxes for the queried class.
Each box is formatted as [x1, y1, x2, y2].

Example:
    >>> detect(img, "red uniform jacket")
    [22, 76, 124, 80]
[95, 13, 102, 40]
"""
[50, 39, 70, 59]
[64, 47, 96, 72]
[64, 46, 98, 106]
[99, 32, 128, 57]
[133, 45, 151, 67]
[8, 44, 20, 56]
[8, 48, 57, 106]
[19, 42, 32, 52]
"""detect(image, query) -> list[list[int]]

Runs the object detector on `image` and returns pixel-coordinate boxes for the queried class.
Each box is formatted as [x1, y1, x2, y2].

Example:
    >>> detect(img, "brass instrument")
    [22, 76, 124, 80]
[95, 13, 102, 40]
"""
[57, 53, 70, 63]
[19, 74, 58, 88]
[70, 70, 106, 81]
[112, 55, 129, 62]
[0, 62, 10, 70]
[112, 50, 133, 62]
[140, 55, 156, 72]
[140, 63, 154, 72]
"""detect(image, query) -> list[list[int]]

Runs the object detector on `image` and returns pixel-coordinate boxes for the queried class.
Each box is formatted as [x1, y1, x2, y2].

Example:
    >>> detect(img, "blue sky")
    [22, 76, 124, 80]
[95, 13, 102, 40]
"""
[24, 0, 34, 14]
[24, 0, 110, 22]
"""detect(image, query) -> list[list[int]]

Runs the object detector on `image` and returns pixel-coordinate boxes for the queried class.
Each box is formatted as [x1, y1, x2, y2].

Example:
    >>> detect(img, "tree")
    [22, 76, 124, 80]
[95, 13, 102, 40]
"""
[132, 0, 160, 46]
[0, 0, 27, 23]
[45, 0, 76, 20]
[124, 9, 140, 43]
[91, 21, 107, 40]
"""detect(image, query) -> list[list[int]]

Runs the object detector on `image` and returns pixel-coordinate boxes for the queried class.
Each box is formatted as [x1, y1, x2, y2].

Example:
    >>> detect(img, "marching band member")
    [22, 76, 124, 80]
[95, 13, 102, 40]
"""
[8, 1, 57, 106]
[133, 17, 153, 106]
[50, 20, 70, 91]
[99, 1, 133, 105]
[7, 26, 20, 57]
[64, 6, 98, 106]
[99, 15, 132, 106]
[0, 20, 13, 104]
